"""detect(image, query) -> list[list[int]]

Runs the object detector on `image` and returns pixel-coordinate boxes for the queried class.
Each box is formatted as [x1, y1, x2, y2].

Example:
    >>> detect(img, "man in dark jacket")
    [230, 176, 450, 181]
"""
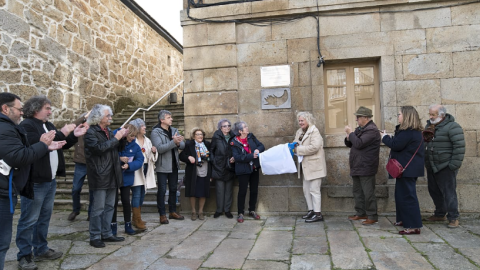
[0, 93, 65, 270]
[15, 96, 88, 269]
[344, 106, 381, 225]
[85, 104, 126, 248]
[424, 104, 465, 228]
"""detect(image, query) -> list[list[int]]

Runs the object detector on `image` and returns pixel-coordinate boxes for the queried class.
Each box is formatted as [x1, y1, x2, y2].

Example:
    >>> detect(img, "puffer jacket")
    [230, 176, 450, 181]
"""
[425, 114, 465, 173]
[210, 129, 235, 181]
[230, 133, 265, 176]
[344, 120, 381, 176]
[84, 125, 123, 189]
[114, 130, 144, 187]
[150, 126, 185, 173]
[0, 114, 49, 197]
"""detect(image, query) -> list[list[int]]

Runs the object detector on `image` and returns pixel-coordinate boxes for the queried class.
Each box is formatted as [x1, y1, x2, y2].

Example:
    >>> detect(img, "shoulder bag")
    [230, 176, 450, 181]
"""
[386, 141, 422, 179]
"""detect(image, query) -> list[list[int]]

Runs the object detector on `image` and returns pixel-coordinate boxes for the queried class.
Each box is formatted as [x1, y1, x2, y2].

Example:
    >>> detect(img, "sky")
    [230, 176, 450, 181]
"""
[134, 0, 184, 45]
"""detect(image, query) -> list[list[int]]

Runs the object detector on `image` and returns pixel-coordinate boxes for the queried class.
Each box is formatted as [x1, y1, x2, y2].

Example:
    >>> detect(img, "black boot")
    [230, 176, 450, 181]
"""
[305, 212, 324, 223]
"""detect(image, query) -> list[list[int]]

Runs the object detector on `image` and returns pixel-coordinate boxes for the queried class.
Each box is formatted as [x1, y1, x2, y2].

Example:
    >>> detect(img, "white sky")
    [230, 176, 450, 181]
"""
[134, 0, 184, 45]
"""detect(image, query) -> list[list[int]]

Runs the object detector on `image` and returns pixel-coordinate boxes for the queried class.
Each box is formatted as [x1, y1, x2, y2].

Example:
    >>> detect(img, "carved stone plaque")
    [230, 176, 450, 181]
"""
[261, 88, 291, 109]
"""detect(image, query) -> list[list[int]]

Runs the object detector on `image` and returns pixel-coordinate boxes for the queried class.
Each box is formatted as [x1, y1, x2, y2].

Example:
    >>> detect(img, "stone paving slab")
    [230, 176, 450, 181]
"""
[198, 217, 237, 231]
[88, 244, 168, 270]
[242, 260, 290, 269]
[324, 216, 355, 231]
[291, 254, 331, 270]
[292, 236, 328, 254]
[370, 251, 434, 270]
[228, 221, 263, 240]
[328, 230, 372, 269]
[363, 236, 417, 252]
[168, 230, 229, 260]
[264, 216, 296, 227]
[458, 247, 480, 266]
[61, 254, 105, 270]
[427, 224, 480, 248]
[147, 258, 203, 270]
[402, 225, 445, 243]
[413, 243, 479, 270]
[202, 238, 255, 269]
[247, 230, 293, 260]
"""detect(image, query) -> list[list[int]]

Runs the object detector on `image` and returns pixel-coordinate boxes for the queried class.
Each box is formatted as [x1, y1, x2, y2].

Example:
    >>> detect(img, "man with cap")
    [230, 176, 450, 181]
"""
[344, 106, 381, 225]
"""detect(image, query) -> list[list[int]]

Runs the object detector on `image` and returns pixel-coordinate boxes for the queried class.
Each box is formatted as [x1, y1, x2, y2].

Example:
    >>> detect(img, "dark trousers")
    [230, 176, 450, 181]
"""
[352, 175, 378, 220]
[113, 186, 132, 223]
[237, 170, 259, 215]
[395, 177, 422, 228]
[0, 195, 17, 268]
[427, 167, 459, 221]
[157, 170, 178, 216]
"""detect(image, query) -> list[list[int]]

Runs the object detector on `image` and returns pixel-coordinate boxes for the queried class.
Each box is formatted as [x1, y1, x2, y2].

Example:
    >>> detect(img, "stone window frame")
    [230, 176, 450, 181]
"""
[323, 61, 380, 134]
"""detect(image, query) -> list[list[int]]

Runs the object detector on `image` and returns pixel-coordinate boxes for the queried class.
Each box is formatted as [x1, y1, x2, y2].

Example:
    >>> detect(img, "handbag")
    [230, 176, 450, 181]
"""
[386, 141, 422, 178]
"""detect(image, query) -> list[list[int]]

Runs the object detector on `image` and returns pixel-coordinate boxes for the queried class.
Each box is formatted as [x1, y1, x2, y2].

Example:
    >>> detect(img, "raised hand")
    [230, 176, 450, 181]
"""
[48, 140, 67, 151]
[61, 123, 77, 136]
[40, 130, 56, 146]
[173, 132, 184, 145]
[73, 123, 89, 137]
[114, 128, 126, 140]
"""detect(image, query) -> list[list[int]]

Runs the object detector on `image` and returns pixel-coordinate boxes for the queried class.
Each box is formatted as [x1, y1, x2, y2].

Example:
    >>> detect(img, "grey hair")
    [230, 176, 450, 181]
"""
[297, 111, 316, 126]
[23, 95, 51, 118]
[232, 121, 247, 136]
[217, 118, 231, 130]
[87, 104, 112, 125]
[157, 110, 171, 123]
[429, 104, 447, 117]
[129, 118, 146, 130]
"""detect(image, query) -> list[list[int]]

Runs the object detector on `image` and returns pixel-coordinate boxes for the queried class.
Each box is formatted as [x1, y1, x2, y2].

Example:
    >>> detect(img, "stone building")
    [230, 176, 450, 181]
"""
[181, 0, 480, 214]
[0, 0, 183, 123]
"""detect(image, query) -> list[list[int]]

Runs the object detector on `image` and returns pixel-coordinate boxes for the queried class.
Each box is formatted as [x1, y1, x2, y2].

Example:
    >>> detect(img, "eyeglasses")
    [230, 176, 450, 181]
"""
[9, 106, 23, 112]
[221, 125, 231, 128]
[194, 133, 203, 136]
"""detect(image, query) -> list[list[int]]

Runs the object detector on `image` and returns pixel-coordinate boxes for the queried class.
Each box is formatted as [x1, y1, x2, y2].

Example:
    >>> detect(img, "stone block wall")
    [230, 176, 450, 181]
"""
[181, 0, 480, 214]
[1, 0, 182, 124]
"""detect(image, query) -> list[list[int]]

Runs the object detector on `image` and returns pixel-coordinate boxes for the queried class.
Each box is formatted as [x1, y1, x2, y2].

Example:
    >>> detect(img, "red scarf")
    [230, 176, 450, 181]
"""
[101, 127, 110, 139]
[236, 136, 251, 153]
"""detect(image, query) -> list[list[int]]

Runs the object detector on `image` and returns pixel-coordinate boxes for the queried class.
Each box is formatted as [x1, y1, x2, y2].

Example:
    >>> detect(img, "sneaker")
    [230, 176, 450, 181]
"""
[34, 249, 63, 261]
[237, 214, 244, 223]
[18, 254, 37, 270]
[249, 211, 260, 220]
[424, 215, 446, 222]
[447, 220, 459, 228]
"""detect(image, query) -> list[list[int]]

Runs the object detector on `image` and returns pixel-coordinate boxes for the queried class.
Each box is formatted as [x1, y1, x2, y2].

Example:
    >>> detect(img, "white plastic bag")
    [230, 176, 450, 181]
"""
[259, 143, 297, 175]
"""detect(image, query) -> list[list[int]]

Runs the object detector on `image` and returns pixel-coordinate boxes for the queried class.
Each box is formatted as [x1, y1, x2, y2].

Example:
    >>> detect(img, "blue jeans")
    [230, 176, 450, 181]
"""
[16, 179, 56, 260]
[89, 188, 116, 241]
[72, 163, 93, 215]
[156, 171, 178, 216]
[131, 185, 145, 208]
[0, 195, 17, 269]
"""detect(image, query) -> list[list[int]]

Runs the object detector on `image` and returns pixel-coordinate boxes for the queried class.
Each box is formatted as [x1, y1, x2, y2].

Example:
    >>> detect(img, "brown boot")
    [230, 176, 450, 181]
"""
[139, 207, 146, 225]
[169, 212, 184, 220]
[160, 215, 169, 224]
[133, 207, 146, 230]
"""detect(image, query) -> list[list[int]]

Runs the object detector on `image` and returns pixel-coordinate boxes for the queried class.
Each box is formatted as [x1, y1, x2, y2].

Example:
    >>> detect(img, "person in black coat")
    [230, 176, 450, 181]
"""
[381, 106, 425, 235]
[179, 127, 212, 221]
[230, 121, 265, 223]
[210, 119, 235, 219]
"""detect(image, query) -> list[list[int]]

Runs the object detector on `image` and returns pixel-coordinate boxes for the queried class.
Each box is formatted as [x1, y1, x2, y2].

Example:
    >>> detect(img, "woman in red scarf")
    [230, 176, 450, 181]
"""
[230, 121, 265, 223]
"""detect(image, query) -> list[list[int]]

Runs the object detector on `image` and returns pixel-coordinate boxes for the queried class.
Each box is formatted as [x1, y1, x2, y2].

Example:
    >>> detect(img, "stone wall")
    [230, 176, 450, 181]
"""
[181, 0, 480, 214]
[0, 0, 183, 124]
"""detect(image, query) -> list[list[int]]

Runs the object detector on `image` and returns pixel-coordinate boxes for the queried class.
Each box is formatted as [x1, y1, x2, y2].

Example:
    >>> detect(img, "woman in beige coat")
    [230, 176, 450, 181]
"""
[130, 118, 158, 230]
[293, 112, 327, 223]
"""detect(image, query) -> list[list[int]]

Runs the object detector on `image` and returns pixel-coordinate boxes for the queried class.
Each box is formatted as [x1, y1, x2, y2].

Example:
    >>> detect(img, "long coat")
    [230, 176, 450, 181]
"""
[84, 125, 123, 189]
[382, 126, 425, 178]
[344, 120, 381, 176]
[294, 125, 327, 180]
[210, 129, 235, 181]
[179, 139, 212, 197]
[133, 136, 158, 189]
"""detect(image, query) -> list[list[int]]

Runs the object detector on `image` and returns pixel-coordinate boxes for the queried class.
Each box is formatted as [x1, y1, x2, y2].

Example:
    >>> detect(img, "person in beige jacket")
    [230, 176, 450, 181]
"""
[293, 112, 327, 223]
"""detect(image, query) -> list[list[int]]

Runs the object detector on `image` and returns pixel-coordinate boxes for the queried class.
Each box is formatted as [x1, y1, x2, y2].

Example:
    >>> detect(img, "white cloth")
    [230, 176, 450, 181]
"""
[259, 143, 297, 175]
[43, 124, 58, 179]
[133, 136, 158, 190]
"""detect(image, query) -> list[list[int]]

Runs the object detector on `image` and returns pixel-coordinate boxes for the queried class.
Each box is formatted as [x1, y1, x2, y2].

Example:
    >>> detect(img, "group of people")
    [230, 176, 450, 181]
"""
[345, 105, 464, 235]
[0, 90, 466, 270]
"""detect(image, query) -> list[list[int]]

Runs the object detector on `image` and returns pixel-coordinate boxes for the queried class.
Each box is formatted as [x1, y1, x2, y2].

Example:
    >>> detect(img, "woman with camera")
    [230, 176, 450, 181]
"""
[381, 106, 425, 235]
[179, 127, 212, 221]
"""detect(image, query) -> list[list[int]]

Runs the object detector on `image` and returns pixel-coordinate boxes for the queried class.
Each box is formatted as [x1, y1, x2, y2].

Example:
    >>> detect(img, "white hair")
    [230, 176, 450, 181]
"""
[429, 104, 447, 117]
[87, 104, 112, 125]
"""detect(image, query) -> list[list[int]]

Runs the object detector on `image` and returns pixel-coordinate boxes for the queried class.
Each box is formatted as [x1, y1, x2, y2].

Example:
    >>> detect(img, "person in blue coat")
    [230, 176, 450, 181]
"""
[381, 106, 425, 235]
[230, 121, 265, 223]
[112, 124, 144, 235]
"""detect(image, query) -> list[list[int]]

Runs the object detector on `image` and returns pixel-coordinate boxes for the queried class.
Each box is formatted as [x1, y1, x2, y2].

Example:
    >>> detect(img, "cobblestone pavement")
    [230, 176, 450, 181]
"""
[3, 211, 480, 269]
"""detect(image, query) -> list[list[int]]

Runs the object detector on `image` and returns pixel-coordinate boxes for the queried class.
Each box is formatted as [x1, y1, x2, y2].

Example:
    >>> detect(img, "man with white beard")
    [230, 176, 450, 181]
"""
[423, 104, 465, 228]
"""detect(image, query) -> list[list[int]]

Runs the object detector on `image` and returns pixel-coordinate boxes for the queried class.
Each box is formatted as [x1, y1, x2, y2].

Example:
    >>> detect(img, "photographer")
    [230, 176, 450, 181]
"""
[179, 127, 212, 221]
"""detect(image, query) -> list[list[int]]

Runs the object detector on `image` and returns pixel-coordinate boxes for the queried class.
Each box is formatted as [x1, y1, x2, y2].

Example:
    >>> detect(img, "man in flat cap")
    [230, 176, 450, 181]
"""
[344, 106, 381, 225]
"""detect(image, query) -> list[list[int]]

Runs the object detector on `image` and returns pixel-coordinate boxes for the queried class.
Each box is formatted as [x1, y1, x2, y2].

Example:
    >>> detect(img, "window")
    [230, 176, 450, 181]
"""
[323, 62, 380, 134]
